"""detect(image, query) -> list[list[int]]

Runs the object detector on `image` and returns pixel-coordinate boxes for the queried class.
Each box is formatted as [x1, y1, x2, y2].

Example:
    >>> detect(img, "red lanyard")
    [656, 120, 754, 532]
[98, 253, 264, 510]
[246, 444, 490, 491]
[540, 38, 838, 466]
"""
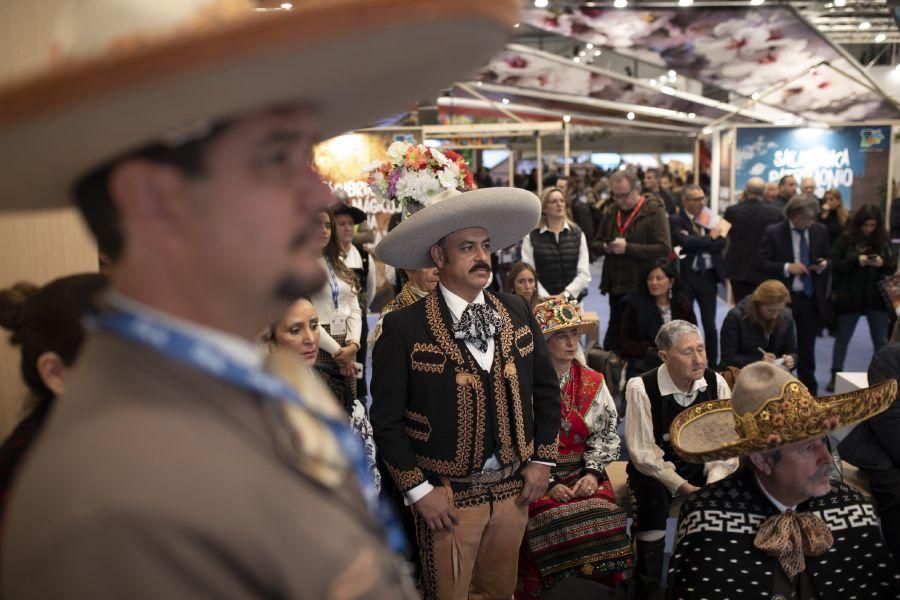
[616, 195, 645, 236]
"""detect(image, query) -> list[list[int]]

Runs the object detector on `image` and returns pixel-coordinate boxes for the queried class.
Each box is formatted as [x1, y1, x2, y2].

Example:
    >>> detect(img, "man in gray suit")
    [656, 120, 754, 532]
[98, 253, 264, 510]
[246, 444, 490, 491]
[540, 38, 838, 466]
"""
[0, 0, 518, 597]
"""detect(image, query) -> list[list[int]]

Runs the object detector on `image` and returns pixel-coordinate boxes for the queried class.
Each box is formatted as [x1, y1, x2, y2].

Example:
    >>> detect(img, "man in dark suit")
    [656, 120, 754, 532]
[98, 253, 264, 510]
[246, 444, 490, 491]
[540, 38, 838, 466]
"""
[670, 184, 726, 368]
[723, 177, 784, 303]
[758, 193, 831, 393]
[371, 187, 560, 599]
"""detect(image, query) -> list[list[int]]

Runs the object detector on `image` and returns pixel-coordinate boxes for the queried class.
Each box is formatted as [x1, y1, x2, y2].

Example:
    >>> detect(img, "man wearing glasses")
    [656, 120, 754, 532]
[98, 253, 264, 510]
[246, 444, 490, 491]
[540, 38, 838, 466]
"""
[596, 171, 672, 352]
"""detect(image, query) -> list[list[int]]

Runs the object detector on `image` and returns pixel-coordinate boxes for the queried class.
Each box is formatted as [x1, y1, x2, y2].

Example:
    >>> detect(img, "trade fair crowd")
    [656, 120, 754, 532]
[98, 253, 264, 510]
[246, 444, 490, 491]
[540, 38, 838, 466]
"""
[1, 1, 900, 599]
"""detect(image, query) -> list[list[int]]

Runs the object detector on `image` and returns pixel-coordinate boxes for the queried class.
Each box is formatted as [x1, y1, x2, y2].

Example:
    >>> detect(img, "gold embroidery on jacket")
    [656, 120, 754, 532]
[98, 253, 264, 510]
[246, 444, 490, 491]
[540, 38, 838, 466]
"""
[410, 342, 446, 374]
[385, 462, 425, 491]
[514, 326, 534, 357]
[404, 410, 432, 442]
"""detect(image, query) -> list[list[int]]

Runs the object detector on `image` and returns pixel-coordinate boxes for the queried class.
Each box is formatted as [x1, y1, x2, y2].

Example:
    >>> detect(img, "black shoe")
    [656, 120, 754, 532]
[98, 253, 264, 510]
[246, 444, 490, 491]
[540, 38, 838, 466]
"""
[826, 370, 837, 393]
[635, 538, 666, 584]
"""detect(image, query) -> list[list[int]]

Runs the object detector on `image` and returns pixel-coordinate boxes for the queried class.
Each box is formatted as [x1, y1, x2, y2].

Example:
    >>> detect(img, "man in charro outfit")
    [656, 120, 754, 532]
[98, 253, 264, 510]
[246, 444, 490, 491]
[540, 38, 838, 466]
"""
[624, 319, 737, 583]
[667, 361, 900, 599]
[371, 186, 561, 599]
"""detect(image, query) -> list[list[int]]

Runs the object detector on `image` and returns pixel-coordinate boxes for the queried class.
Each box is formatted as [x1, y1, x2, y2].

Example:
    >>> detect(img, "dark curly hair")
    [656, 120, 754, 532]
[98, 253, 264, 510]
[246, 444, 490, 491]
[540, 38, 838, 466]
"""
[0, 273, 107, 401]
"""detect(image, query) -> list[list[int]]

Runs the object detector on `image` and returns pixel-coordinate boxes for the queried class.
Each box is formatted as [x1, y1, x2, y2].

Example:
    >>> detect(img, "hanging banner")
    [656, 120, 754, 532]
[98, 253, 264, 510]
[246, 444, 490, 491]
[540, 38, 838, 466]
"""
[734, 125, 891, 211]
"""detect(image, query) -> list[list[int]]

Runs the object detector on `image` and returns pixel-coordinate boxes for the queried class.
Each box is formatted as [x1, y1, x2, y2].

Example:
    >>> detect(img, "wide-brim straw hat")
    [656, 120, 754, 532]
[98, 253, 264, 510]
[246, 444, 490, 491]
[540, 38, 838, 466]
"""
[374, 187, 540, 269]
[533, 297, 598, 337]
[670, 361, 897, 464]
[0, 0, 519, 211]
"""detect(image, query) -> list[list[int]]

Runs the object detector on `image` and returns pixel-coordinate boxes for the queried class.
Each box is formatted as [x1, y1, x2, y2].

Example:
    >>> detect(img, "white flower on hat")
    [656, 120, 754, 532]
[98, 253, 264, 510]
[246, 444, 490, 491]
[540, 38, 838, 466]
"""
[395, 169, 441, 205]
[386, 141, 411, 165]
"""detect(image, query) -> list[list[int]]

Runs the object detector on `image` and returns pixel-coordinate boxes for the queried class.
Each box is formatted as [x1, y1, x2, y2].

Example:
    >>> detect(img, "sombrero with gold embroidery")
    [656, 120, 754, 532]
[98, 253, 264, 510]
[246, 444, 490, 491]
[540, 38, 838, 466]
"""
[533, 297, 597, 338]
[0, 0, 519, 211]
[670, 361, 897, 464]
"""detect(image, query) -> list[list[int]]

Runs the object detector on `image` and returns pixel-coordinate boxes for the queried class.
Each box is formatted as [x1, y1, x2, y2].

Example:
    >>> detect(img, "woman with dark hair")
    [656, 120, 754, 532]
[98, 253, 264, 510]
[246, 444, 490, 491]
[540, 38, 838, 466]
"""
[309, 209, 362, 412]
[619, 259, 696, 381]
[827, 204, 897, 391]
[720, 279, 797, 370]
[267, 296, 380, 491]
[504, 261, 541, 310]
[0, 273, 106, 531]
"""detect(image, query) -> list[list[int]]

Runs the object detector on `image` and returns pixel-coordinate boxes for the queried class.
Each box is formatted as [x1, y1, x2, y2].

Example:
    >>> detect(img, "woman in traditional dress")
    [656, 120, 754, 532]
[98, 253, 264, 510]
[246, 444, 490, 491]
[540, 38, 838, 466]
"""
[516, 298, 633, 598]
[268, 296, 380, 491]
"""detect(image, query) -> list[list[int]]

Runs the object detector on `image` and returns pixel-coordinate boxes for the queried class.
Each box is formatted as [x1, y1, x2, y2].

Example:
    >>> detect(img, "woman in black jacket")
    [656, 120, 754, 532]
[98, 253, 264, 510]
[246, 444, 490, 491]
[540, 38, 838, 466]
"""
[619, 259, 695, 380]
[720, 279, 797, 371]
[828, 204, 897, 391]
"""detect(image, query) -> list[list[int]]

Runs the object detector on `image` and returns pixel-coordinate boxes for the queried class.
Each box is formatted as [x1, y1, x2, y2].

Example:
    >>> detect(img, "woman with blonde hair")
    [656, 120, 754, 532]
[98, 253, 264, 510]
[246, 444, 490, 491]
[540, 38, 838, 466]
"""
[820, 188, 849, 244]
[720, 279, 797, 370]
[520, 186, 591, 302]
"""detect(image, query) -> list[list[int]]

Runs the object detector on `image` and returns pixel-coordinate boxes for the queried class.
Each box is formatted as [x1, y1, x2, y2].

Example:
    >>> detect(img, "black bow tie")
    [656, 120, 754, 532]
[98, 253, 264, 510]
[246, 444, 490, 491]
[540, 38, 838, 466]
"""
[452, 303, 503, 353]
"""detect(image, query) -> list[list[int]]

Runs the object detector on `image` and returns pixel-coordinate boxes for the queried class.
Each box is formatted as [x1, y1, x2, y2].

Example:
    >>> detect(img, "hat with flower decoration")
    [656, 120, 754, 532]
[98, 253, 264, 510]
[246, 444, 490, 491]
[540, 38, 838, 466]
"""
[669, 361, 896, 463]
[0, 0, 519, 211]
[533, 297, 598, 339]
[371, 141, 539, 269]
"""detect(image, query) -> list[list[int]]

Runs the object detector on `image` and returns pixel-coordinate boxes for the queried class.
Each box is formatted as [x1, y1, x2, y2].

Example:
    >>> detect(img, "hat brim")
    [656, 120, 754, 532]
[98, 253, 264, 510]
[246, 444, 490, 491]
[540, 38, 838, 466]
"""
[541, 319, 598, 338]
[0, 0, 518, 211]
[375, 187, 540, 269]
[330, 204, 367, 225]
[669, 379, 897, 464]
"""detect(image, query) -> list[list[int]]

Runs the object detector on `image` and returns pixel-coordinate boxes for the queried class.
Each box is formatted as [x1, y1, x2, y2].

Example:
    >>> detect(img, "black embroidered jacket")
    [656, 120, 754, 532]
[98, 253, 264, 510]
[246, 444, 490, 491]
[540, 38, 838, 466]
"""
[370, 289, 561, 493]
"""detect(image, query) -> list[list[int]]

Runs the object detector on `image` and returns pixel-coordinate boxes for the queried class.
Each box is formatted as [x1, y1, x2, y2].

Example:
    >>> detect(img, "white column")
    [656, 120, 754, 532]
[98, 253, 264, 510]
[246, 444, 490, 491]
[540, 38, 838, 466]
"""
[710, 130, 721, 215]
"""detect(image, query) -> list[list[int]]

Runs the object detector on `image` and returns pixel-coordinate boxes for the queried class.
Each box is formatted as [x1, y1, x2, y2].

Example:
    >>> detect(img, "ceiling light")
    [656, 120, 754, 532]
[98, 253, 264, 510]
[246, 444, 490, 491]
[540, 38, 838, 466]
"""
[280, 2, 292, 8]
[834, 0, 846, 6]
[750, 0, 765, 5]
[534, 0, 549, 7]
[579, 50, 587, 57]
[586, 43, 594, 49]
[573, 56, 581, 63]
[476, 81, 483, 87]
[751, 91, 761, 100]
[626, 111, 635, 120]
[563, 114, 572, 123]
[702, 127, 712, 134]
[649, 79, 658, 86]
[594, 50, 602, 56]
[859, 21, 872, 30]
[513, 22, 520, 28]
[613, 0, 627, 7]
[678, 0, 693, 5]
[875, 33, 887, 43]
[668, 69, 677, 78]
[688, 112, 696, 119]
[660, 85, 675, 95]
[501, 98, 510, 104]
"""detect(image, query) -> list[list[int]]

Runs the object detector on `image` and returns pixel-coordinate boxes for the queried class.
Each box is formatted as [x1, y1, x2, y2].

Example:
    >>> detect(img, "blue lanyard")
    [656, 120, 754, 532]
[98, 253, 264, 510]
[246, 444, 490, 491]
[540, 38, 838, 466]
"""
[325, 259, 340, 309]
[88, 308, 407, 554]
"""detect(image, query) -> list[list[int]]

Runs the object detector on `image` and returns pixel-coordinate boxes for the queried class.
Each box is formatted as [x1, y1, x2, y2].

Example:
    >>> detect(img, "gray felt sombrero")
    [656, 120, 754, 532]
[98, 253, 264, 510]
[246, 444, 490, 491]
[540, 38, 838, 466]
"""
[0, 0, 519, 211]
[374, 187, 541, 269]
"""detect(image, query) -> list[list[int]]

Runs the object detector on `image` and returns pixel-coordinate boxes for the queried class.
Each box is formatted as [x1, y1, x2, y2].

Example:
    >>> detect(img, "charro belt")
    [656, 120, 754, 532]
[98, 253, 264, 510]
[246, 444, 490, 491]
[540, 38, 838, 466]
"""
[446, 459, 521, 485]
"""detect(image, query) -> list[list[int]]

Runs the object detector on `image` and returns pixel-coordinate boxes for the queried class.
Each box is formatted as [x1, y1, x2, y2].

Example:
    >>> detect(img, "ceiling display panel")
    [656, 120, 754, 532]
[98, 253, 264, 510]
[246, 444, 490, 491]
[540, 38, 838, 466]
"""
[522, 6, 900, 122]
[476, 48, 755, 123]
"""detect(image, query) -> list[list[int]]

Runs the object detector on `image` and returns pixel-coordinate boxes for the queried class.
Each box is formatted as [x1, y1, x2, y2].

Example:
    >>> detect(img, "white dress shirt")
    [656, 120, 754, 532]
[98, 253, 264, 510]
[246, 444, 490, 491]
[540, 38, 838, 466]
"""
[783, 227, 809, 293]
[339, 244, 377, 311]
[520, 222, 592, 299]
[310, 257, 362, 354]
[624, 364, 738, 496]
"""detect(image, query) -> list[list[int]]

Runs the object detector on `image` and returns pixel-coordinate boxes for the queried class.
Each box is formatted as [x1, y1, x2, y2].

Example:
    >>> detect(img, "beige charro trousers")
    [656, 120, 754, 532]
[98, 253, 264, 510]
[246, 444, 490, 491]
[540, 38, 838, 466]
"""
[415, 485, 529, 600]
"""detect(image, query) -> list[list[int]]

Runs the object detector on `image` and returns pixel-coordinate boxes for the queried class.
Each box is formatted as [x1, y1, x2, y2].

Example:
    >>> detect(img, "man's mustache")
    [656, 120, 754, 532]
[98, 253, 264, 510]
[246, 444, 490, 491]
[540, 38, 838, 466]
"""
[469, 262, 491, 273]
